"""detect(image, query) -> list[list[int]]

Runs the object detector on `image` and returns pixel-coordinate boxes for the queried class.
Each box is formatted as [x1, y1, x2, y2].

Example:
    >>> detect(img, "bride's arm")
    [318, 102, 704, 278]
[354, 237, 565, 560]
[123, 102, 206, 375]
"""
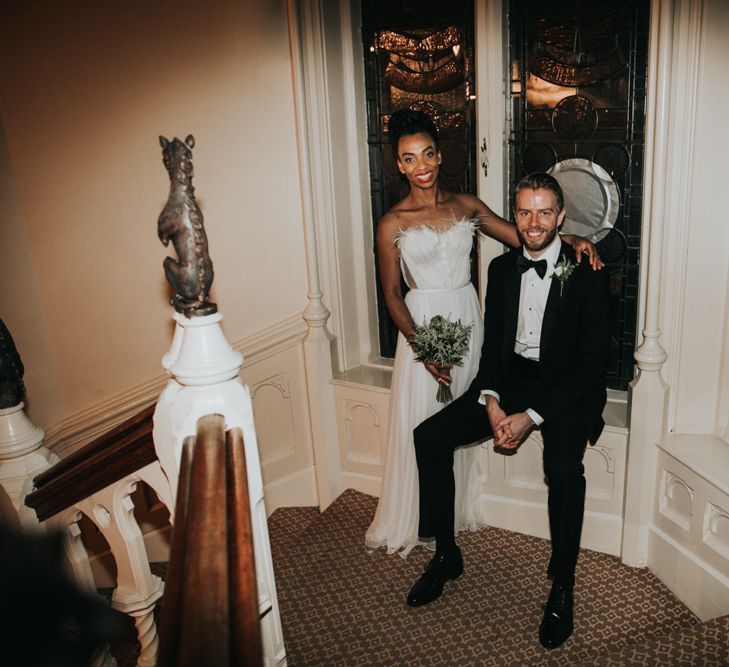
[377, 214, 417, 340]
[462, 194, 520, 248]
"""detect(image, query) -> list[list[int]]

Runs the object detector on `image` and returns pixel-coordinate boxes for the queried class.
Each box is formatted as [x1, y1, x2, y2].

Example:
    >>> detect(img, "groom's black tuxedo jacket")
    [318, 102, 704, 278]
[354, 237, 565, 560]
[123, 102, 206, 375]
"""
[469, 242, 611, 444]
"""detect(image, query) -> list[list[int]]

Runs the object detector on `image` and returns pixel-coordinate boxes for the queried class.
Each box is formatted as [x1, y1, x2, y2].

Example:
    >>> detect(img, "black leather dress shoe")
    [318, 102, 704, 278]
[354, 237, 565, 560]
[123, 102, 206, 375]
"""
[406, 547, 463, 607]
[539, 581, 574, 649]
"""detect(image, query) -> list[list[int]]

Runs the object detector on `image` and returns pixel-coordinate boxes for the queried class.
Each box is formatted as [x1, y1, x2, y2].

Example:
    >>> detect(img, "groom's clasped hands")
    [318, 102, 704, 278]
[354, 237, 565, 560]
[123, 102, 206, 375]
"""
[484, 395, 535, 451]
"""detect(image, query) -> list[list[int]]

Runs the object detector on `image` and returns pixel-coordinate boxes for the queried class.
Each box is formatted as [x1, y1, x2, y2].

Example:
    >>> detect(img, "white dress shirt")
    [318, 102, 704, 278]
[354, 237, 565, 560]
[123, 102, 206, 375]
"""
[479, 234, 563, 426]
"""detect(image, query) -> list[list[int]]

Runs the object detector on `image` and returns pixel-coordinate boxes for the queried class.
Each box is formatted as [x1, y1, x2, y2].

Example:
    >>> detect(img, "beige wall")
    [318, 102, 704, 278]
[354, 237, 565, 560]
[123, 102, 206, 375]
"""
[0, 0, 308, 429]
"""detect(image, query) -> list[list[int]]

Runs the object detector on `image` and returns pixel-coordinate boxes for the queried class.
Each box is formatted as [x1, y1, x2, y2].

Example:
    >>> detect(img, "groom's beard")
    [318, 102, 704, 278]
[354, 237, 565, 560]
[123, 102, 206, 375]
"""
[517, 226, 559, 254]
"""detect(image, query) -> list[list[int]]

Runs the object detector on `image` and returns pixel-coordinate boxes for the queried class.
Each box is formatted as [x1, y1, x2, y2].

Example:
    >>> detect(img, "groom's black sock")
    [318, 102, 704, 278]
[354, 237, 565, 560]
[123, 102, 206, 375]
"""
[435, 535, 457, 559]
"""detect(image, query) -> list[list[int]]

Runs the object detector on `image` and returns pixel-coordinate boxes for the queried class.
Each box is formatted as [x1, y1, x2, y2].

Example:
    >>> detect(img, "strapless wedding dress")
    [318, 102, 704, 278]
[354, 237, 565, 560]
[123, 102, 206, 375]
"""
[365, 218, 486, 556]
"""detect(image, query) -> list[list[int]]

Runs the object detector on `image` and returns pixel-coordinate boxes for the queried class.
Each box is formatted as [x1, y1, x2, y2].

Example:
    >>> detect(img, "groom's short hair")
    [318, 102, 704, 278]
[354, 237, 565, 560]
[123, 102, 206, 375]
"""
[514, 173, 564, 212]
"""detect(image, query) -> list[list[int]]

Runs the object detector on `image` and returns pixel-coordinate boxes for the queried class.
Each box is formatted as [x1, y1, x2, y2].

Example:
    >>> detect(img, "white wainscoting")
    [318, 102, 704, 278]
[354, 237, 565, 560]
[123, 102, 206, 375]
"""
[649, 435, 729, 621]
[245, 341, 318, 515]
[479, 425, 627, 556]
[332, 369, 629, 557]
[331, 366, 392, 498]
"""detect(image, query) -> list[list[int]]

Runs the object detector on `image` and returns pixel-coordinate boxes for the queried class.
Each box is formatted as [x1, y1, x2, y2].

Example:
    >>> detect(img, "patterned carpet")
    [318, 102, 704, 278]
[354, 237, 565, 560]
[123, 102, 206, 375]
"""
[268, 489, 729, 666]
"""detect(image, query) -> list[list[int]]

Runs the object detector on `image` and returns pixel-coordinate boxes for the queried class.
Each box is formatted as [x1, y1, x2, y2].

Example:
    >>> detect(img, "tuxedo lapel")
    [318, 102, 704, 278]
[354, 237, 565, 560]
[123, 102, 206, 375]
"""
[503, 252, 520, 363]
[540, 242, 571, 358]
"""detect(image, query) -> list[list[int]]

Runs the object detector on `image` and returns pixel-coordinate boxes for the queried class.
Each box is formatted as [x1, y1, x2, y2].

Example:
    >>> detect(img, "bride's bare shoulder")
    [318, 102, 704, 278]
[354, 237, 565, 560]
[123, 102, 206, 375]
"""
[377, 208, 409, 242]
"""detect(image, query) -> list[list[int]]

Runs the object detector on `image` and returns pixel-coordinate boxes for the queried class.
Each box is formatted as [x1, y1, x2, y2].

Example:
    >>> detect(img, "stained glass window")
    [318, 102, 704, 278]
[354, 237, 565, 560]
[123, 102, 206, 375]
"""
[362, 1, 476, 359]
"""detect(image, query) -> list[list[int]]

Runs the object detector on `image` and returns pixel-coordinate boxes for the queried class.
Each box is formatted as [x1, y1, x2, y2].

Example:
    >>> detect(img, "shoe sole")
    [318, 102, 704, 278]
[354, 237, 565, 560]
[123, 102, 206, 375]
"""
[539, 621, 574, 649]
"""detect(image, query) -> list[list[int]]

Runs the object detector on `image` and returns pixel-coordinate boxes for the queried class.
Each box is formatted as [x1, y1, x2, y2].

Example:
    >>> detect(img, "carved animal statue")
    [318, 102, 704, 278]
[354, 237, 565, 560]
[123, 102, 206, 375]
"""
[0, 319, 25, 409]
[158, 134, 216, 316]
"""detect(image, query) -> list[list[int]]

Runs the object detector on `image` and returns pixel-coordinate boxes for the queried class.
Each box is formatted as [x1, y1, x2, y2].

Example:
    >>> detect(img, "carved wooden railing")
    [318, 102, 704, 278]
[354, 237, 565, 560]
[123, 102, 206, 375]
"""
[158, 414, 262, 667]
[24, 408, 264, 666]
[24, 402, 168, 666]
[26, 403, 157, 521]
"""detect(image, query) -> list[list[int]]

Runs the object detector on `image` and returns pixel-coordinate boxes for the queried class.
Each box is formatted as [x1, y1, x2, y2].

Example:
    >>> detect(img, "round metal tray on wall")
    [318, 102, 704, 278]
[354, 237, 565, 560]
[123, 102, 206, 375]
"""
[548, 158, 620, 243]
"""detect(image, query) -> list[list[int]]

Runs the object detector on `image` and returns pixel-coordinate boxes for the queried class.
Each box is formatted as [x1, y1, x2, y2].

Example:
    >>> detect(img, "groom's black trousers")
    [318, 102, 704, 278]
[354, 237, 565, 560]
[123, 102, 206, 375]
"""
[414, 354, 589, 588]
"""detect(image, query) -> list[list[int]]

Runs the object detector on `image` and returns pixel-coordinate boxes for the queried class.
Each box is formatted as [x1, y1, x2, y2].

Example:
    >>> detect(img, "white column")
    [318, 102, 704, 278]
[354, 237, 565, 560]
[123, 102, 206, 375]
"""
[0, 402, 58, 527]
[621, 0, 673, 567]
[287, 0, 342, 510]
[475, 0, 509, 301]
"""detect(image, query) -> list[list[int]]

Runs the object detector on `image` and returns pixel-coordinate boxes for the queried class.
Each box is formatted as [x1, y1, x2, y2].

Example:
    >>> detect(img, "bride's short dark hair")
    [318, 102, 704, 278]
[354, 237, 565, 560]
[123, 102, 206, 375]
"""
[388, 109, 439, 152]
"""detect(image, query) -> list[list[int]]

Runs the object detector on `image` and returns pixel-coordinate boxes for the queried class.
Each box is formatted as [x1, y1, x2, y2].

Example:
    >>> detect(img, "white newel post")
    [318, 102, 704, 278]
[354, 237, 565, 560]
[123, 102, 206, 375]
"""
[621, 0, 673, 567]
[0, 402, 58, 527]
[153, 311, 247, 495]
[153, 310, 286, 666]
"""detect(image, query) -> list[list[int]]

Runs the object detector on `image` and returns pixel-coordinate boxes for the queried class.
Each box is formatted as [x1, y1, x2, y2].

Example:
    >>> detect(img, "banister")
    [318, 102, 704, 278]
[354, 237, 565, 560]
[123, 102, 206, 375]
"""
[226, 427, 263, 666]
[25, 403, 157, 522]
[157, 414, 262, 667]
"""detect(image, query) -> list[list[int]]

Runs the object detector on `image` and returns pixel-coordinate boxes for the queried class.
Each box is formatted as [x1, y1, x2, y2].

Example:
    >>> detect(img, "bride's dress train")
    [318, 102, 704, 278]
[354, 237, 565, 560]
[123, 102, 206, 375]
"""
[365, 218, 486, 556]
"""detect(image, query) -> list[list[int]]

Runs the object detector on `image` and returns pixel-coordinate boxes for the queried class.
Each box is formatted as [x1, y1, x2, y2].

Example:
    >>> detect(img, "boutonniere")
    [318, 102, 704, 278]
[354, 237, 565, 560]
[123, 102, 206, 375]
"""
[552, 253, 577, 296]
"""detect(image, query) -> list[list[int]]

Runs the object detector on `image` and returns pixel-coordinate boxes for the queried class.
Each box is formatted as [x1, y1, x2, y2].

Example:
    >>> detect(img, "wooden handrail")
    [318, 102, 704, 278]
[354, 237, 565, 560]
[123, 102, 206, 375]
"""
[157, 415, 262, 667]
[226, 427, 262, 665]
[25, 403, 157, 522]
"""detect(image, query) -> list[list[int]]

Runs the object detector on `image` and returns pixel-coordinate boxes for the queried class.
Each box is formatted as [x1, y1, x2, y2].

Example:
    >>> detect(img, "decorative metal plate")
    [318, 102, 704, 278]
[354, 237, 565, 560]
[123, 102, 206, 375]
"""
[521, 142, 557, 174]
[548, 158, 620, 243]
[596, 227, 628, 264]
[552, 95, 597, 140]
[593, 143, 631, 178]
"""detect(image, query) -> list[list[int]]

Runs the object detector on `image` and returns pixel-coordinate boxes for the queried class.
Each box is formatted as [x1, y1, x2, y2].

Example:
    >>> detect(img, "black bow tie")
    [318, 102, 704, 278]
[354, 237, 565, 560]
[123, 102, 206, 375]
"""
[517, 255, 548, 279]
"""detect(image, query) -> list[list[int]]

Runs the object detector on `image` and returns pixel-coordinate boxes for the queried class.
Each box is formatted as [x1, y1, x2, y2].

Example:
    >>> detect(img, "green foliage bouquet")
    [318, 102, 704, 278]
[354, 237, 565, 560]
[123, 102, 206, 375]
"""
[409, 315, 473, 404]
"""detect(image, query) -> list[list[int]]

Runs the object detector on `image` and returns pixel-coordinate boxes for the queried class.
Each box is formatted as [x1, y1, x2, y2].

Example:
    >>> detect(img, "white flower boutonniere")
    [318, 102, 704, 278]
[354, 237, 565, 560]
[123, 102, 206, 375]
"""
[552, 253, 577, 296]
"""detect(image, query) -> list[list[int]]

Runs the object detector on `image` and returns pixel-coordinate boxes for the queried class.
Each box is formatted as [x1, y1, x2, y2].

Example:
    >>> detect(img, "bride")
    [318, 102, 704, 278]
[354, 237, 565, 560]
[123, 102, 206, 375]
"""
[365, 109, 600, 556]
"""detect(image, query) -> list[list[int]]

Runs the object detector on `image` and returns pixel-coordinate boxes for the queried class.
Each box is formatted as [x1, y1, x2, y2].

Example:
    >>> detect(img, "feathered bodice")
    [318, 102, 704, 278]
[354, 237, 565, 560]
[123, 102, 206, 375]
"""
[394, 218, 478, 290]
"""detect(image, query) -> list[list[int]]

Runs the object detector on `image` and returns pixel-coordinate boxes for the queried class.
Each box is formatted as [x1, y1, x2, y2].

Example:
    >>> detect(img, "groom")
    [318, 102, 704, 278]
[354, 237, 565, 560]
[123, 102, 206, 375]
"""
[407, 173, 610, 649]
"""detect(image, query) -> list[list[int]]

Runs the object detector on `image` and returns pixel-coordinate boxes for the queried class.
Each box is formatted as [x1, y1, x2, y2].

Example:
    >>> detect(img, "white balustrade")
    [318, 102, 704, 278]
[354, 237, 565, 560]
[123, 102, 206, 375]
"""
[45, 462, 172, 667]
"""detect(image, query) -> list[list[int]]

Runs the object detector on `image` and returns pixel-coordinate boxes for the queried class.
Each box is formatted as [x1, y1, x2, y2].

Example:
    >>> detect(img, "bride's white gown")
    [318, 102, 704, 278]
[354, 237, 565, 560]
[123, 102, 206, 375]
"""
[365, 218, 486, 556]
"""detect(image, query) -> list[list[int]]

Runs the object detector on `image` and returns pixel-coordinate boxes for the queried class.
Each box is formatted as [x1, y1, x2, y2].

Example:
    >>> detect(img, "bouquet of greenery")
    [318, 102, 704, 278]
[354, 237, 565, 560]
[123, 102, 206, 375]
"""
[409, 315, 473, 404]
